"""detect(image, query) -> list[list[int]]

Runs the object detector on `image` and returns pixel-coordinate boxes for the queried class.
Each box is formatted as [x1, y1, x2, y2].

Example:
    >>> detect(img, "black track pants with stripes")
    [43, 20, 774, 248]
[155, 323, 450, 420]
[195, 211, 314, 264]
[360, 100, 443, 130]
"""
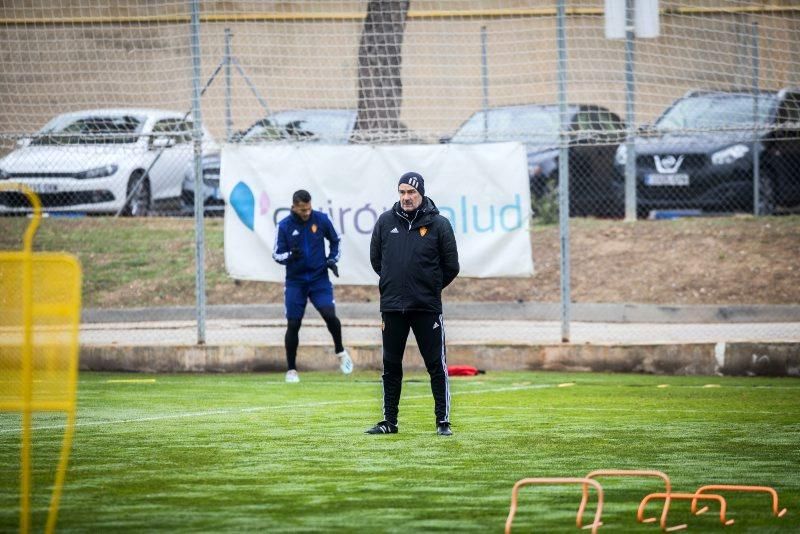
[380, 311, 450, 425]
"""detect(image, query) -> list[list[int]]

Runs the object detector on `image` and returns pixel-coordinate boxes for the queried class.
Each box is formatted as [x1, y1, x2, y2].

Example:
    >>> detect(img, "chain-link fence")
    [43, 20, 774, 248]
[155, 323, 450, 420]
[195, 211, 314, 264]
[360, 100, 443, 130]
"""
[1, 1, 798, 349]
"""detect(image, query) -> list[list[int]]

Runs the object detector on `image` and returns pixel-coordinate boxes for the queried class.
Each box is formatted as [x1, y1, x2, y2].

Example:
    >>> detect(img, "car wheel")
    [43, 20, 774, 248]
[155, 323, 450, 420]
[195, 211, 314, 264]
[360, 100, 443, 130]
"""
[756, 169, 776, 216]
[123, 172, 151, 217]
[180, 188, 195, 214]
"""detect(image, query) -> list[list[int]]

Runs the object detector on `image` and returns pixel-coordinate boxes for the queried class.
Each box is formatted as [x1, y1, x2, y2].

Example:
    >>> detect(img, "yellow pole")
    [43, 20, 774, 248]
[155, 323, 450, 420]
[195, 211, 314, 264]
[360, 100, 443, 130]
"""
[45, 409, 76, 534]
[46, 262, 80, 534]
[21, 265, 31, 529]
[5, 184, 42, 534]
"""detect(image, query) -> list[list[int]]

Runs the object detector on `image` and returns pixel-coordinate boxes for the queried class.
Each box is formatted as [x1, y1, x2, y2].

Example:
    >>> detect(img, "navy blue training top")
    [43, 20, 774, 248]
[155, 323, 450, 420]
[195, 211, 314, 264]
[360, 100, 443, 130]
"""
[272, 210, 341, 283]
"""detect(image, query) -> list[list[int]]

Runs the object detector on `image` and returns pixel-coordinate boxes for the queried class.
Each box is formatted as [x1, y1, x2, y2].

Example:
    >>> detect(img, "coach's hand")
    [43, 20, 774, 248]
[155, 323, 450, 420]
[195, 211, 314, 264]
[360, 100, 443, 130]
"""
[290, 247, 303, 261]
[327, 259, 339, 277]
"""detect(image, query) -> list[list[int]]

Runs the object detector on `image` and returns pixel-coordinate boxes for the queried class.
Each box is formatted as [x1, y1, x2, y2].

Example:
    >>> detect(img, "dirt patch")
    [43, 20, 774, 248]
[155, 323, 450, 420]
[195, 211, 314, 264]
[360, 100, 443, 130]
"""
[3, 214, 797, 308]
[208, 215, 800, 307]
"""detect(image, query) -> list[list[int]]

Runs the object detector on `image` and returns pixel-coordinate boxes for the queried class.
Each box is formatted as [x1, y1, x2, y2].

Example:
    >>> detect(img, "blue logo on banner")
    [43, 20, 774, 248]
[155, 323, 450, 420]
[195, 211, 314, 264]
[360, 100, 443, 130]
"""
[230, 181, 255, 230]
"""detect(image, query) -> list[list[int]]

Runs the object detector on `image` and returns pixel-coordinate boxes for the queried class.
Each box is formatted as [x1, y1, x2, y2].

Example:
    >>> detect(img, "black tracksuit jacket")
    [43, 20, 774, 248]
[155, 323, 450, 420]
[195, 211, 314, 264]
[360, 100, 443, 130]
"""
[369, 197, 460, 313]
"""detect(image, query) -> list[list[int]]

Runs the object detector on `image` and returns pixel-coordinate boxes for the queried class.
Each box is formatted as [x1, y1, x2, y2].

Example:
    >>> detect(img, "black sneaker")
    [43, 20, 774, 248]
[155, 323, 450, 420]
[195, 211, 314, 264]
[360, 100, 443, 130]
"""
[437, 421, 453, 436]
[365, 420, 398, 434]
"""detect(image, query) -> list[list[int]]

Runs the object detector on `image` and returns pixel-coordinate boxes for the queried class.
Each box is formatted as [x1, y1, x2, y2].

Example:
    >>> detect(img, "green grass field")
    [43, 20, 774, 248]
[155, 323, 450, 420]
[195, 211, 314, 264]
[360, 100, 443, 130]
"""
[1, 371, 799, 532]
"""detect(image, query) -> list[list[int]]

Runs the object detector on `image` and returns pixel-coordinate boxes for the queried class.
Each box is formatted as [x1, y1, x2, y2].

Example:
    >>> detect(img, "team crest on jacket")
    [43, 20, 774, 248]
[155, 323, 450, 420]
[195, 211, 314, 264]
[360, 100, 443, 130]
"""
[419, 226, 428, 237]
[311, 224, 318, 233]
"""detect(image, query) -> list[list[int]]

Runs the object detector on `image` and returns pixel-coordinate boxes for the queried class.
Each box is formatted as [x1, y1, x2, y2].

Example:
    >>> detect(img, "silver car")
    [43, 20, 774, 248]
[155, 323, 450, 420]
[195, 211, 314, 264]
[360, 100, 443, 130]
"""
[233, 109, 424, 144]
[180, 152, 223, 216]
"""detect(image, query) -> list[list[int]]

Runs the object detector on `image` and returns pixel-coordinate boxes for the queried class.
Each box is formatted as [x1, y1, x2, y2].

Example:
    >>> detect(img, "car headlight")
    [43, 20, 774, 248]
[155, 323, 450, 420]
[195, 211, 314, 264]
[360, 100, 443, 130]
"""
[614, 144, 627, 166]
[74, 164, 118, 179]
[711, 144, 749, 166]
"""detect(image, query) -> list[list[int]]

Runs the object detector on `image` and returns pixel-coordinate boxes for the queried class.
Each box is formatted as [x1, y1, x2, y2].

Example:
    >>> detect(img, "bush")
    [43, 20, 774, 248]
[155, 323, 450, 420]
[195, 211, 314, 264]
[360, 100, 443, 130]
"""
[531, 178, 559, 224]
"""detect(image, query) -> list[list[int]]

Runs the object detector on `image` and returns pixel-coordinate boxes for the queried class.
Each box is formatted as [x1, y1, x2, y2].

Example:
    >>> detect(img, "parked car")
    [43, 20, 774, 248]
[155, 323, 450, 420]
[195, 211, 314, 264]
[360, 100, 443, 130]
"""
[614, 88, 800, 216]
[180, 109, 423, 214]
[237, 109, 354, 144]
[0, 109, 216, 216]
[180, 153, 223, 216]
[180, 116, 291, 215]
[232, 108, 425, 144]
[442, 104, 626, 217]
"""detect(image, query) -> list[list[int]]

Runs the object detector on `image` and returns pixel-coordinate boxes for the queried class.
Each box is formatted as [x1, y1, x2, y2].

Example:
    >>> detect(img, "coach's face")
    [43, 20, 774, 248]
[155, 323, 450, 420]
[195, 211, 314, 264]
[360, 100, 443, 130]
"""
[399, 184, 422, 212]
[292, 200, 312, 222]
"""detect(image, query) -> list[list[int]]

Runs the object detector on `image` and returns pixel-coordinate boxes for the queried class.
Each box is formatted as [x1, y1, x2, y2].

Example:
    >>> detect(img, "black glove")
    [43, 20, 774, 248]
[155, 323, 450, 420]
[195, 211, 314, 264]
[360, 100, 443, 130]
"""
[327, 259, 339, 277]
[290, 247, 303, 261]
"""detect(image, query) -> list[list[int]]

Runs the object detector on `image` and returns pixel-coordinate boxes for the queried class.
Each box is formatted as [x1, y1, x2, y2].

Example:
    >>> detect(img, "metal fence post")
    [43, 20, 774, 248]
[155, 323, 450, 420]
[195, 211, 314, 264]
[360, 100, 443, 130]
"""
[557, 0, 570, 343]
[624, 0, 638, 222]
[225, 28, 233, 142]
[190, 0, 206, 345]
[481, 25, 489, 141]
[751, 21, 761, 216]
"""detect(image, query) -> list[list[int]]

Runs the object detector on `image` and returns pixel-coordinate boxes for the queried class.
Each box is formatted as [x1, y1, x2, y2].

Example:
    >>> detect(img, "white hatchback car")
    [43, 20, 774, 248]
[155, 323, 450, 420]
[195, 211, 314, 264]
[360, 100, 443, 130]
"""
[0, 109, 216, 215]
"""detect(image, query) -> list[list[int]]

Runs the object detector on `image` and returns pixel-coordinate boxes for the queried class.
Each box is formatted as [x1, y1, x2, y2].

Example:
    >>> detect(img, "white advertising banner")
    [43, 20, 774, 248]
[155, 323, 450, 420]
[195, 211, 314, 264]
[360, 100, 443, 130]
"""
[221, 142, 533, 284]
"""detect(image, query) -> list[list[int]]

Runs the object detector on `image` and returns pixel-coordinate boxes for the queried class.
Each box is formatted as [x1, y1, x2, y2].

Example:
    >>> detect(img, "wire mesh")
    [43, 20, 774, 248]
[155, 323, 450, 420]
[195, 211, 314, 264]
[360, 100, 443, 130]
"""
[0, 1, 797, 348]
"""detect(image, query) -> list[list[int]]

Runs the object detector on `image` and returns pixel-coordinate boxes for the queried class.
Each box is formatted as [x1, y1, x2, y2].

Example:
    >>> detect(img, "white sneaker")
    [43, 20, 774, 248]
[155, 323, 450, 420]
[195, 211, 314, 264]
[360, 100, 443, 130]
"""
[285, 370, 300, 383]
[336, 350, 353, 375]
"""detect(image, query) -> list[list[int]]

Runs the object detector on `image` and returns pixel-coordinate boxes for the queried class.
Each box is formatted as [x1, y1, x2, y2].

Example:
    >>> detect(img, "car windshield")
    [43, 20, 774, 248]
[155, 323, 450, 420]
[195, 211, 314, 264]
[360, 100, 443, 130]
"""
[450, 107, 560, 144]
[265, 110, 355, 144]
[654, 94, 776, 132]
[240, 119, 287, 142]
[32, 115, 144, 145]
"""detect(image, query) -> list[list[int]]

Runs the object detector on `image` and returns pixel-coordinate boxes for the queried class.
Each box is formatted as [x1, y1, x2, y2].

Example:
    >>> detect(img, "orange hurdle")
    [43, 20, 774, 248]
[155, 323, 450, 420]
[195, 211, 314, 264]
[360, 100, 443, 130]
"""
[577, 470, 675, 531]
[505, 478, 604, 534]
[639, 492, 735, 530]
[691, 485, 787, 518]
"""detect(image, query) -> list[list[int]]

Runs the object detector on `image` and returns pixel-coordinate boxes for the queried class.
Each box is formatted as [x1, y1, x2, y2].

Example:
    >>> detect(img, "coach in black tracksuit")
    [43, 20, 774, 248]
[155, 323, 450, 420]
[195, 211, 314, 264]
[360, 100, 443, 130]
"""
[365, 171, 460, 436]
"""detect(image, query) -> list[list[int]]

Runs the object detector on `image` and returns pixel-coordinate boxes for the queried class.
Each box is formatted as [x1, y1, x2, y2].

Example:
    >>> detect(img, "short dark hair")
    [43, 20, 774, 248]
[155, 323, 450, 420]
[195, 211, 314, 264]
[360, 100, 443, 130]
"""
[292, 189, 311, 204]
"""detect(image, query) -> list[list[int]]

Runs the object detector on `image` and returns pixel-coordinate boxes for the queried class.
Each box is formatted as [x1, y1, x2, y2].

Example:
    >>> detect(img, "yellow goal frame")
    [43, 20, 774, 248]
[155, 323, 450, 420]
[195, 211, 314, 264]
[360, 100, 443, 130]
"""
[0, 184, 81, 533]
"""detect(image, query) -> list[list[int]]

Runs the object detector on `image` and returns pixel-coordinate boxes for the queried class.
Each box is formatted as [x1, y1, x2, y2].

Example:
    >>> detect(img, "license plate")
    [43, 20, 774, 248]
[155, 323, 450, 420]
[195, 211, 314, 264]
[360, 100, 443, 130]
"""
[27, 183, 59, 193]
[645, 173, 689, 186]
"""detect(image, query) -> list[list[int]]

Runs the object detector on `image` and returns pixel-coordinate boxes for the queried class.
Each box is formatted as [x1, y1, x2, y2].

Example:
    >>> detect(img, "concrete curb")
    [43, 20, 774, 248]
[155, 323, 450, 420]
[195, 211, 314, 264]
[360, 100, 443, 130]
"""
[78, 302, 800, 377]
[80, 341, 800, 377]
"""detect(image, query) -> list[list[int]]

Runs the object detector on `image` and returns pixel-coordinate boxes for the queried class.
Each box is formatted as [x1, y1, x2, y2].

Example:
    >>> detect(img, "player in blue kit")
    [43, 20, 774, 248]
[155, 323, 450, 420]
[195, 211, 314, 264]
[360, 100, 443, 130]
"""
[273, 189, 353, 383]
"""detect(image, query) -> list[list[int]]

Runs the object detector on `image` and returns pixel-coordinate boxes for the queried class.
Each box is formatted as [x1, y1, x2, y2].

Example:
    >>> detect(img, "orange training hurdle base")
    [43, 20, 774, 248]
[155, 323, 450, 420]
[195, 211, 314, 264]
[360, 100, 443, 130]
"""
[639, 492, 735, 530]
[691, 485, 787, 518]
[508, 470, 787, 532]
[577, 469, 676, 531]
[505, 477, 604, 534]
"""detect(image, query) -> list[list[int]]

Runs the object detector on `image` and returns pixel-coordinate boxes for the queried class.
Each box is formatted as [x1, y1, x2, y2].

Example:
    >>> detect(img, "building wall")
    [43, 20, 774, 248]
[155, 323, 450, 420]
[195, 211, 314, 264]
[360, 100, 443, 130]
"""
[1, 1, 798, 141]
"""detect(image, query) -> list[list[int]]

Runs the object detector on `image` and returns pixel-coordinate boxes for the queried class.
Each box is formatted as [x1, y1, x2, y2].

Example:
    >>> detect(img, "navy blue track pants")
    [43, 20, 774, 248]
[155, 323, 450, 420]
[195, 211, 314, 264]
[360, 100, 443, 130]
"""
[380, 311, 450, 425]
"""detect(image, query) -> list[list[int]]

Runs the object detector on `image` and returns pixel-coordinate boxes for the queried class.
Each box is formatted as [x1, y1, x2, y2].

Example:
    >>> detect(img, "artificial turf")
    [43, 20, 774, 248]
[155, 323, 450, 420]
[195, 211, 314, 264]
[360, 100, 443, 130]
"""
[1, 371, 798, 532]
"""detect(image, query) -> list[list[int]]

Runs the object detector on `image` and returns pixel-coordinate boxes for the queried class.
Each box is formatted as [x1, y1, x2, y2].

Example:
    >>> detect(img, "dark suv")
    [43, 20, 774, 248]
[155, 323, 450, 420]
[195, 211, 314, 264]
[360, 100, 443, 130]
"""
[614, 88, 800, 216]
[443, 104, 625, 217]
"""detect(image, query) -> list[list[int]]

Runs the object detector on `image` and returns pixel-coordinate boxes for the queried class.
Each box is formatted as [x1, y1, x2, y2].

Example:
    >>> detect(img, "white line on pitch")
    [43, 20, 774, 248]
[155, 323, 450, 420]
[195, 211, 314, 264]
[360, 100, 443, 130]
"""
[0, 384, 552, 434]
[483, 405, 792, 416]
